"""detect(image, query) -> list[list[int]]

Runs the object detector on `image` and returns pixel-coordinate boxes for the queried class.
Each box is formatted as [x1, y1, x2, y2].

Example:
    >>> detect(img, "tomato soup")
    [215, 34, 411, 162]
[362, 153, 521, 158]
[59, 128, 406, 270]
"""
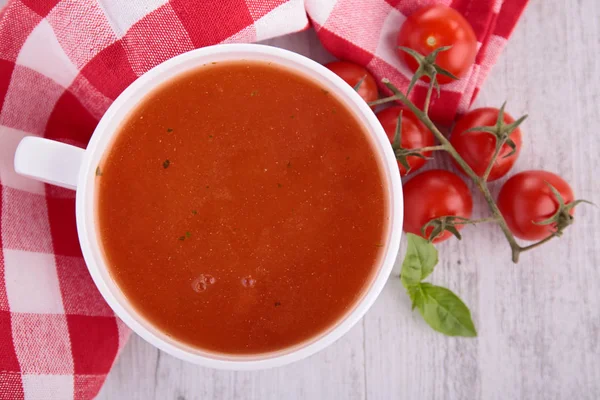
[96, 61, 388, 355]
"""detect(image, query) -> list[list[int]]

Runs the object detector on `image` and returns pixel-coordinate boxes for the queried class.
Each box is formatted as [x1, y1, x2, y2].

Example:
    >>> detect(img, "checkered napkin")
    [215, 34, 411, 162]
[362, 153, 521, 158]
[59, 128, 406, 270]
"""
[306, 0, 528, 125]
[0, 0, 525, 399]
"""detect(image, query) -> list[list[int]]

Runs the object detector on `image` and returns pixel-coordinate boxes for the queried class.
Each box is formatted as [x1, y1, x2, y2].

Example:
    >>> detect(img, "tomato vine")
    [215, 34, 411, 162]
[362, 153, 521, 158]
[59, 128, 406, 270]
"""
[371, 47, 591, 263]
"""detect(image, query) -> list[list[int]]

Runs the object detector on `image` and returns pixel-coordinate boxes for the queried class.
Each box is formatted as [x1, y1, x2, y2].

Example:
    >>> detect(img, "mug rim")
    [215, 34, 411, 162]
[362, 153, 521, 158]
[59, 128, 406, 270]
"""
[76, 43, 403, 370]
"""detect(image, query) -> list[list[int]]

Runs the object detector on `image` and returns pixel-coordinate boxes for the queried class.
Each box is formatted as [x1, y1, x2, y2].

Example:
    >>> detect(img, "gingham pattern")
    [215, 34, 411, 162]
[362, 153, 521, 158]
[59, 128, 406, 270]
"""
[0, 1, 308, 399]
[306, 0, 528, 125]
[0, 0, 525, 399]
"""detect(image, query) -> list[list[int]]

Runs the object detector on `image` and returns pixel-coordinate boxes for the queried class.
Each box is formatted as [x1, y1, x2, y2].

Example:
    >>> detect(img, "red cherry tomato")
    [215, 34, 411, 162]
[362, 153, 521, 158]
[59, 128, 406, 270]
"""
[397, 5, 477, 84]
[325, 61, 378, 104]
[403, 170, 473, 243]
[450, 108, 523, 181]
[497, 171, 575, 241]
[377, 106, 435, 177]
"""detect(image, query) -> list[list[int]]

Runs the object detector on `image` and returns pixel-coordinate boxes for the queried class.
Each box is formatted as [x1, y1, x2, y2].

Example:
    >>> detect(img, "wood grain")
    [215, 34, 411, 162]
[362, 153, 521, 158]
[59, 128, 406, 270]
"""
[98, 2, 600, 399]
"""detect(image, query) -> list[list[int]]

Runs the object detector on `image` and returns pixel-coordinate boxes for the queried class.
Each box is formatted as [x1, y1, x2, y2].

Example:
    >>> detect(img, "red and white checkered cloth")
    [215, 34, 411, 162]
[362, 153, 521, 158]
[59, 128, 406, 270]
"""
[307, 0, 528, 125]
[0, 0, 526, 398]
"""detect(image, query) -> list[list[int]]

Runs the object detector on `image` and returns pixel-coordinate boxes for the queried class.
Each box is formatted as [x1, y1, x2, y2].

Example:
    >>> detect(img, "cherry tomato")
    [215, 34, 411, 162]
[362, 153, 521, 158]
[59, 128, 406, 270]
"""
[325, 61, 378, 104]
[450, 108, 523, 181]
[403, 170, 473, 243]
[377, 106, 435, 177]
[497, 171, 575, 241]
[397, 5, 477, 84]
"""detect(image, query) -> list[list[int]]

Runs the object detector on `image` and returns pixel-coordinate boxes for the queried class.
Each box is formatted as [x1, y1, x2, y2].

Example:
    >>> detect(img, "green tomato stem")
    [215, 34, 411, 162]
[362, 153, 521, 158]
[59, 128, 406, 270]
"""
[380, 78, 538, 263]
[378, 77, 564, 262]
[417, 145, 446, 153]
[381, 79, 479, 179]
[369, 95, 400, 107]
[459, 216, 501, 225]
[423, 78, 435, 115]
[481, 138, 506, 182]
[519, 234, 557, 252]
[474, 179, 523, 262]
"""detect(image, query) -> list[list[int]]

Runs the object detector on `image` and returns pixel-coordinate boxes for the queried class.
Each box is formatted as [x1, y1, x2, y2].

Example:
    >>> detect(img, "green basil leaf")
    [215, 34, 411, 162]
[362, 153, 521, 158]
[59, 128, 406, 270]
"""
[417, 283, 477, 337]
[400, 233, 438, 288]
[407, 284, 424, 310]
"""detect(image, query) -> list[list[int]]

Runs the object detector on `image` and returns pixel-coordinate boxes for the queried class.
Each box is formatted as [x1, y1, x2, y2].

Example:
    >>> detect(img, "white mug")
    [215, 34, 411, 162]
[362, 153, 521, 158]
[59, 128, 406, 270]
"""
[14, 44, 403, 370]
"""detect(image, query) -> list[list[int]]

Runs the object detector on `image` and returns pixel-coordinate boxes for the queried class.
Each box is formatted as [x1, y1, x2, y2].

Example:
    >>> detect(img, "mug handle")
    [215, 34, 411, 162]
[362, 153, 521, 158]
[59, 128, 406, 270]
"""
[14, 136, 85, 191]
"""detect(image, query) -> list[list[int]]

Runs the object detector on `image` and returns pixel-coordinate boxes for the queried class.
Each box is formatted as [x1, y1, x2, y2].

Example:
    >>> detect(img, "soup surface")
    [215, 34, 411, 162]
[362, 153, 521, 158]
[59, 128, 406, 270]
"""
[97, 61, 388, 355]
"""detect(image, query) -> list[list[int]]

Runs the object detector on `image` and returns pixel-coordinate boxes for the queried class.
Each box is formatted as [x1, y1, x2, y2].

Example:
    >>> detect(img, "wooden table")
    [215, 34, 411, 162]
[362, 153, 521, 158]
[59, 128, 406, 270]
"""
[98, 1, 600, 399]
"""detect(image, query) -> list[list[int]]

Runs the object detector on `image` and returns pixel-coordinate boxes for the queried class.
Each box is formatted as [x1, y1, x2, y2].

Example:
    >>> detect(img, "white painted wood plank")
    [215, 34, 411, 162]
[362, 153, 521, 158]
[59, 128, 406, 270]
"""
[99, 318, 366, 400]
[99, 2, 600, 399]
